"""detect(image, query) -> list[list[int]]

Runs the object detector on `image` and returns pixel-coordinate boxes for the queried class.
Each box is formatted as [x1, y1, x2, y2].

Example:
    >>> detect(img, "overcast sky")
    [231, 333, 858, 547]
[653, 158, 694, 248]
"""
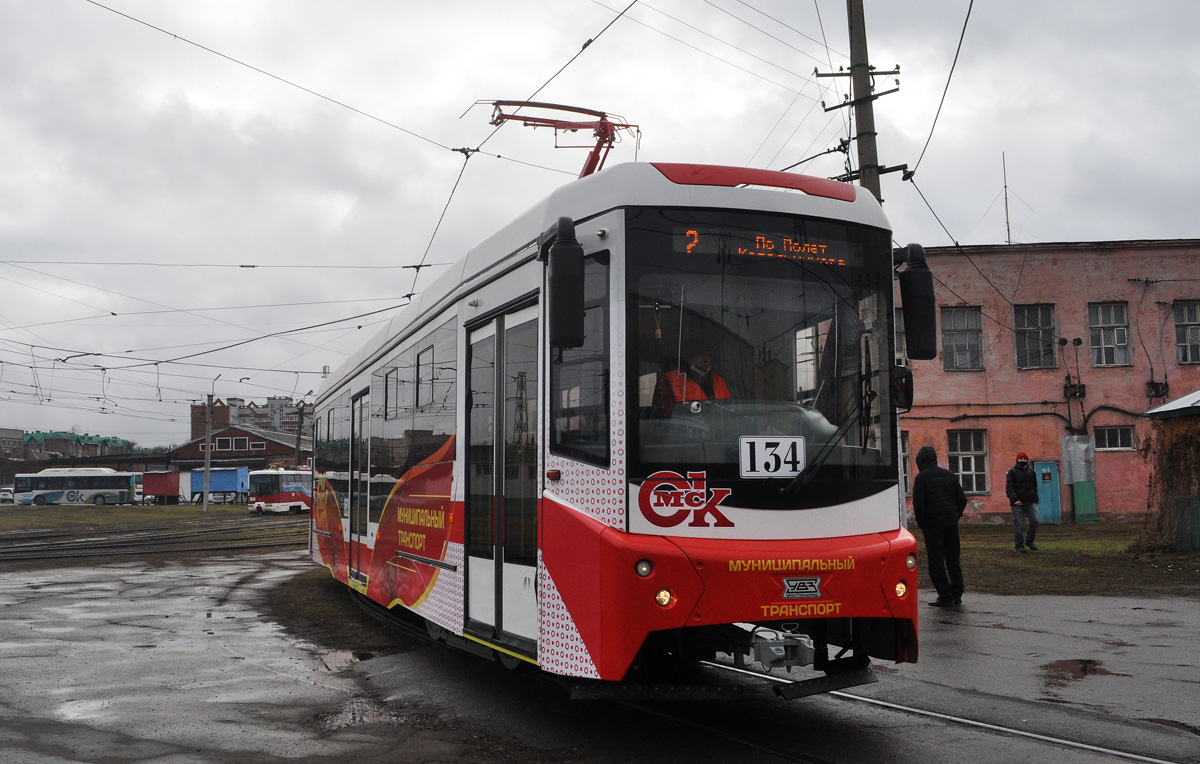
[2, 0, 1198, 448]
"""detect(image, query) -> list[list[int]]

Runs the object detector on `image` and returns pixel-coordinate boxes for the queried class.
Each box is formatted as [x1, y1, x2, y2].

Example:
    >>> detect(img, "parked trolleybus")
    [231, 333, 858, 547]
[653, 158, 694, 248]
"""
[248, 468, 313, 514]
[311, 161, 937, 699]
[14, 468, 138, 506]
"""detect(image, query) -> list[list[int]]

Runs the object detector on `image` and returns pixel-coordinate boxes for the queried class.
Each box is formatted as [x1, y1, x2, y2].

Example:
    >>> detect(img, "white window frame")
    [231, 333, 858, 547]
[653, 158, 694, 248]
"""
[942, 307, 983, 371]
[1175, 300, 1200, 364]
[1088, 302, 1130, 366]
[948, 430, 989, 494]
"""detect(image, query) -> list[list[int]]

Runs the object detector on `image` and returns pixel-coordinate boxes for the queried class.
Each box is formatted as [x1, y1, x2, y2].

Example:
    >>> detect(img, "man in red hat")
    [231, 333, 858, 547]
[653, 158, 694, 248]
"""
[1005, 451, 1040, 552]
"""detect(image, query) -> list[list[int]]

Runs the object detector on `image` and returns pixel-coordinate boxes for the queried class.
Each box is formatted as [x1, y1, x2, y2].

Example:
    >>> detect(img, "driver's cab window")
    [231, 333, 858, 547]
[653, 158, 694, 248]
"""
[550, 251, 610, 467]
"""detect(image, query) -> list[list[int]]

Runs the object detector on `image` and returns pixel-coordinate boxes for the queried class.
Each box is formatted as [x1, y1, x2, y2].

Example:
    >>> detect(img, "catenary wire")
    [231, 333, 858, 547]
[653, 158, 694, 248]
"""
[588, 0, 816, 97]
[911, 0, 974, 175]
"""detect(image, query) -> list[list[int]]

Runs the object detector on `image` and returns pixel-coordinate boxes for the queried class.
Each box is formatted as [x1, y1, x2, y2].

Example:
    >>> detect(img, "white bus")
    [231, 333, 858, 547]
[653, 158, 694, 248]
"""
[14, 468, 138, 506]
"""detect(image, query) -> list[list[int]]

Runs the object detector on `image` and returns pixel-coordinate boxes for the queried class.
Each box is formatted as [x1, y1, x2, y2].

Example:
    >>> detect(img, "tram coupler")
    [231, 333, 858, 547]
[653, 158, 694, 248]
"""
[752, 635, 815, 670]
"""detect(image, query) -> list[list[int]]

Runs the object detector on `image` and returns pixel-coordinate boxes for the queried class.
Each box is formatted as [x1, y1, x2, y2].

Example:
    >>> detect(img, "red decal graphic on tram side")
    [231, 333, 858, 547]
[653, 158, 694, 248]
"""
[312, 478, 348, 583]
[637, 471, 734, 528]
[367, 434, 456, 609]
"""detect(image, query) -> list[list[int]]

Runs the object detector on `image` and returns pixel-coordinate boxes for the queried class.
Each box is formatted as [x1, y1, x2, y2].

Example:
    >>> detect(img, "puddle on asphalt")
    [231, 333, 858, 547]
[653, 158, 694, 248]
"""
[318, 650, 375, 672]
[1041, 658, 1129, 683]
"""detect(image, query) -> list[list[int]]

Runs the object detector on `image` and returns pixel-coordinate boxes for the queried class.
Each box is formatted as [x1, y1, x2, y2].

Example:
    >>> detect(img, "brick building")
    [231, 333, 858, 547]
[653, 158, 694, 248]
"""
[900, 239, 1200, 523]
[170, 424, 312, 471]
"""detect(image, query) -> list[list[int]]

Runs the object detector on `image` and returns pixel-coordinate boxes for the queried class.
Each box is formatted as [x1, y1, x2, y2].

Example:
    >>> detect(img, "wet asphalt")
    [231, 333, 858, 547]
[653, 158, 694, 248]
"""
[0, 550, 1196, 763]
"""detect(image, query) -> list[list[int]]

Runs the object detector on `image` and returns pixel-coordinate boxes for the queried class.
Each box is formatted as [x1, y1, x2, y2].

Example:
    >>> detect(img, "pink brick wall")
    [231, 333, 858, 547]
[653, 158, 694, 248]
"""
[900, 240, 1200, 523]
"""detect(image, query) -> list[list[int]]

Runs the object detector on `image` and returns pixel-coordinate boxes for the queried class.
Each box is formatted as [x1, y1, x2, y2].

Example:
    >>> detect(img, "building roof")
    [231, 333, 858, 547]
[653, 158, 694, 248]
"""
[178, 423, 313, 451]
[1145, 387, 1200, 420]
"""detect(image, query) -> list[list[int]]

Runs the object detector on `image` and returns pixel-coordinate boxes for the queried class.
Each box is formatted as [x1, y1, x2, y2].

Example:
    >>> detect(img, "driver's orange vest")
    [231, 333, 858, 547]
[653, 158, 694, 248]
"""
[664, 370, 730, 401]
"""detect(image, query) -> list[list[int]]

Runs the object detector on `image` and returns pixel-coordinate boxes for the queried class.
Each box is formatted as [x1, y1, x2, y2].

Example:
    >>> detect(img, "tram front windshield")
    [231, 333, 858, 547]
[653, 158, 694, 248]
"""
[626, 207, 898, 509]
[249, 473, 281, 497]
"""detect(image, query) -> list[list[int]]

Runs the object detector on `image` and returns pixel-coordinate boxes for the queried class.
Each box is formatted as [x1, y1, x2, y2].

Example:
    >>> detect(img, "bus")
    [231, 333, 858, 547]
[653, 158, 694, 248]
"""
[310, 161, 936, 699]
[248, 468, 313, 515]
[14, 468, 138, 506]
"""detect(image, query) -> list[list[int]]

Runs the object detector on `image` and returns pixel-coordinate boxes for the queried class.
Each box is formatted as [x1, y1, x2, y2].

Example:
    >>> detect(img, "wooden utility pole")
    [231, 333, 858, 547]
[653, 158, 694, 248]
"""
[847, 0, 881, 201]
[202, 392, 213, 513]
[815, 0, 901, 202]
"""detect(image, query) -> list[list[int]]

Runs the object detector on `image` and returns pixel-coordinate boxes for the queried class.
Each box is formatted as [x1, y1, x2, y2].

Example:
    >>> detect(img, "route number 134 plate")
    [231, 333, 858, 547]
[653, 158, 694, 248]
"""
[739, 437, 806, 478]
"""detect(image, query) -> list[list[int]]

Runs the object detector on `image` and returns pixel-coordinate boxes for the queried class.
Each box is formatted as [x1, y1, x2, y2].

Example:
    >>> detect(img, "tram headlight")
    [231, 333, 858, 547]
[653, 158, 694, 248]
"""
[906, 553, 917, 570]
[895, 581, 908, 598]
[634, 559, 654, 578]
[654, 588, 675, 607]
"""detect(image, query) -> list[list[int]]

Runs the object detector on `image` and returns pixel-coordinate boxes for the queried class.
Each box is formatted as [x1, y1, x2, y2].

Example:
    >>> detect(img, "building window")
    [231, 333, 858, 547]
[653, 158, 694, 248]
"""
[1014, 304, 1056, 369]
[900, 431, 911, 496]
[1095, 426, 1134, 450]
[233, 437, 248, 450]
[1088, 302, 1129, 366]
[1175, 300, 1200, 364]
[894, 308, 906, 366]
[942, 307, 983, 370]
[199, 444, 206, 452]
[250, 442, 267, 451]
[948, 430, 988, 493]
[215, 437, 231, 451]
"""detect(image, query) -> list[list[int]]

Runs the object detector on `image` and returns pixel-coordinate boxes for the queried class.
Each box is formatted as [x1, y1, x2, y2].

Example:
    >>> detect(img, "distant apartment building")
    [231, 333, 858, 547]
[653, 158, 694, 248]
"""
[0, 427, 25, 459]
[190, 397, 315, 441]
[900, 239, 1200, 523]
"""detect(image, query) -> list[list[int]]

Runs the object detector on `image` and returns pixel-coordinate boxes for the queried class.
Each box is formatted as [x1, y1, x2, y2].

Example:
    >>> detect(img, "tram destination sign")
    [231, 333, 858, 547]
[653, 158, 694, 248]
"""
[675, 226, 854, 267]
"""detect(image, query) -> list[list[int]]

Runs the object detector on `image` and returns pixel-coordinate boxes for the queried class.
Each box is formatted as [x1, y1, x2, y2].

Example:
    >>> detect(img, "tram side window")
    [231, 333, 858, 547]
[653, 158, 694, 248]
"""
[411, 318, 458, 464]
[315, 391, 353, 517]
[551, 252, 610, 467]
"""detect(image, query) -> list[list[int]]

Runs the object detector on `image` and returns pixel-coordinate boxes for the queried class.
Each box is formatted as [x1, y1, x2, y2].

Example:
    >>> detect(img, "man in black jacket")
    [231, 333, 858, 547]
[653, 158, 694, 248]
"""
[1006, 451, 1040, 552]
[912, 445, 967, 606]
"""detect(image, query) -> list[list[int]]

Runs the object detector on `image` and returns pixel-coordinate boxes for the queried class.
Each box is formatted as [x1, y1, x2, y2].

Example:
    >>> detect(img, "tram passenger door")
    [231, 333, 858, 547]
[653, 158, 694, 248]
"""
[466, 305, 539, 652]
[348, 391, 370, 585]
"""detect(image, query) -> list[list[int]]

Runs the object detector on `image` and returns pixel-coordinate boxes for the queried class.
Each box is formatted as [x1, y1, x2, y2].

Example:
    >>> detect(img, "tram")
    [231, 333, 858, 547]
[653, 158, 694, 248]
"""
[310, 160, 937, 698]
[248, 468, 313, 515]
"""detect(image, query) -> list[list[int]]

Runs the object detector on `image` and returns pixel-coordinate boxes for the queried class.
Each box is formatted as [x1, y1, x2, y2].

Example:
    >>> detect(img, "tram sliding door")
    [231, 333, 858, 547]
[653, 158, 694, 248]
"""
[466, 304, 539, 651]
[348, 390, 370, 584]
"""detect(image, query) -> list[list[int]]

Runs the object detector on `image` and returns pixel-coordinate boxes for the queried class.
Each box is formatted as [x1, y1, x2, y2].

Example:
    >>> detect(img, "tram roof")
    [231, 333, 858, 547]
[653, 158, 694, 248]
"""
[319, 162, 890, 402]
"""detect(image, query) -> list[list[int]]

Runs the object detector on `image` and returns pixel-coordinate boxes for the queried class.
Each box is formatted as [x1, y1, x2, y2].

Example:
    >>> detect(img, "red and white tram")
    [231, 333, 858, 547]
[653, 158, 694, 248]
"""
[248, 468, 313, 515]
[310, 161, 937, 698]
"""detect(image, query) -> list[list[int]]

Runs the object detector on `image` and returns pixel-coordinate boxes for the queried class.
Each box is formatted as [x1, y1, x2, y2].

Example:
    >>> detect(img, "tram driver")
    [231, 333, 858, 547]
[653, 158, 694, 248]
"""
[650, 347, 732, 417]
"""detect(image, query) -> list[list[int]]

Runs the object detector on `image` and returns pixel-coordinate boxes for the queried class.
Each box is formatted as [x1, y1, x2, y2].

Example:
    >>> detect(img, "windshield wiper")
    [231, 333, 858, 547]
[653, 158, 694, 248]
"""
[784, 347, 876, 494]
[859, 335, 878, 452]
[782, 402, 861, 495]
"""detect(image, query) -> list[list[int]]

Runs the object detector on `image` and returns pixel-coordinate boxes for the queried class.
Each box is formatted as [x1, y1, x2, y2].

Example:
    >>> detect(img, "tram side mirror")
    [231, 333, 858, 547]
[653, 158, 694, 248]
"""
[891, 365, 914, 413]
[896, 243, 937, 361]
[546, 216, 586, 348]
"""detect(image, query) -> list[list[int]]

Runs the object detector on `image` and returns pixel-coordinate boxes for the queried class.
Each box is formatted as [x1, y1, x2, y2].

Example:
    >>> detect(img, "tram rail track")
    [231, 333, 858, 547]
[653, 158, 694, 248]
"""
[347, 591, 1191, 764]
[647, 660, 1191, 764]
[0, 516, 309, 562]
